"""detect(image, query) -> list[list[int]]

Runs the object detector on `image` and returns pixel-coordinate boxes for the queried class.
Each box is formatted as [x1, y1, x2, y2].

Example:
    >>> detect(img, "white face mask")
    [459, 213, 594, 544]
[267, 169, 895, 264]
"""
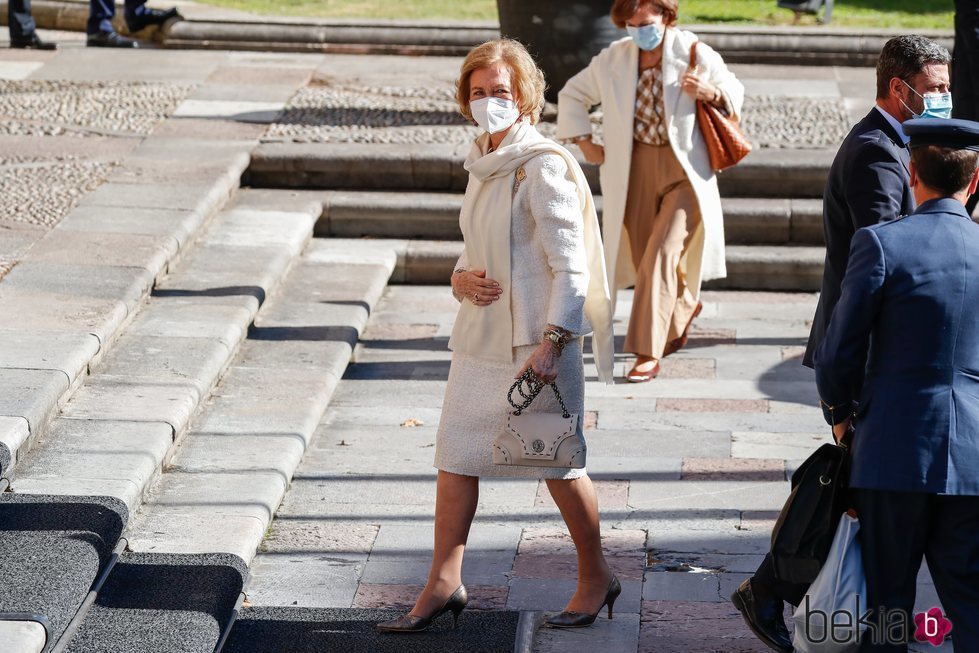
[470, 97, 520, 134]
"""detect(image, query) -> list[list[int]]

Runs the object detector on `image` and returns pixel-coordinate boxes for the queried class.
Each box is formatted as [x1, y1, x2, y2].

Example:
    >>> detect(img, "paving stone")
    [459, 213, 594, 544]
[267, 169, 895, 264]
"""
[173, 99, 284, 123]
[0, 367, 69, 437]
[353, 584, 508, 612]
[584, 456, 682, 482]
[1, 260, 154, 307]
[78, 181, 229, 214]
[505, 578, 642, 613]
[12, 420, 172, 510]
[27, 228, 175, 272]
[205, 65, 313, 87]
[599, 411, 824, 433]
[639, 600, 772, 652]
[681, 458, 786, 482]
[262, 521, 378, 555]
[731, 431, 831, 460]
[141, 470, 287, 523]
[126, 512, 266, 562]
[202, 209, 314, 253]
[167, 433, 306, 477]
[534, 479, 630, 509]
[93, 335, 233, 396]
[657, 398, 769, 413]
[629, 479, 789, 512]
[188, 83, 298, 104]
[582, 430, 732, 459]
[247, 553, 364, 608]
[124, 298, 250, 346]
[11, 477, 145, 510]
[61, 376, 199, 434]
[153, 116, 267, 140]
[0, 329, 100, 381]
[56, 205, 204, 250]
[371, 523, 522, 561]
[535, 611, 641, 653]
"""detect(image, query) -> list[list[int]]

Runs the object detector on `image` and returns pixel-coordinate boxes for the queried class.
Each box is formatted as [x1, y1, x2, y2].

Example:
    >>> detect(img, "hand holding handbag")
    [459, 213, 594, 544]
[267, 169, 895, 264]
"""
[492, 370, 585, 469]
[689, 41, 752, 172]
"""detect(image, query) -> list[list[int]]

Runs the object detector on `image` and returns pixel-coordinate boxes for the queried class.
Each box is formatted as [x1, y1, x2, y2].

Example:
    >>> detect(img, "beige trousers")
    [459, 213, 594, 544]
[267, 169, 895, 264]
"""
[622, 141, 703, 359]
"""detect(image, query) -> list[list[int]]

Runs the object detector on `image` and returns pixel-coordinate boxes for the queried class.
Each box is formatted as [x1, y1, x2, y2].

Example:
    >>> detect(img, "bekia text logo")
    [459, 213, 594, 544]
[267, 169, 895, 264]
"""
[914, 607, 952, 647]
[803, 596, 952, 647]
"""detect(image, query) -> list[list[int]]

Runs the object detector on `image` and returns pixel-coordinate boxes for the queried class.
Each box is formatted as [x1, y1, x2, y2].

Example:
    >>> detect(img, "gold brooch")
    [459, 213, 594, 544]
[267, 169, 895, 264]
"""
[516, 168, 527, 182]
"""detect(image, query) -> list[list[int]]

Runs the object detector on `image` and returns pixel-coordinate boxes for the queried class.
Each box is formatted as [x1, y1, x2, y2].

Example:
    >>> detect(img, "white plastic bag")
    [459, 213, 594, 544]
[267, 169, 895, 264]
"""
[792, 512, 867, 653]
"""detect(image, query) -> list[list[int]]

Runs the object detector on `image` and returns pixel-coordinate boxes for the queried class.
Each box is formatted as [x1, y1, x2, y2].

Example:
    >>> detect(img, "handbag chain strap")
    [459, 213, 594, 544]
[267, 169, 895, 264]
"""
[507, 370, 571, 418]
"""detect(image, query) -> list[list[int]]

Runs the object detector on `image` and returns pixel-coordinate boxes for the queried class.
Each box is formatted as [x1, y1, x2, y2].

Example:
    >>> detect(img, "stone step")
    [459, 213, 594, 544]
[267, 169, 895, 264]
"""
[8, 190, 320, 511]
[0, 135, 251, 480]
[310, 238, 823, 291]
[247, 142, 834, 199]
[60, 552, 246, 653]
[124, 238, 395, 563]
[314, 190, 824, 245]
[0, 495, 127, 647]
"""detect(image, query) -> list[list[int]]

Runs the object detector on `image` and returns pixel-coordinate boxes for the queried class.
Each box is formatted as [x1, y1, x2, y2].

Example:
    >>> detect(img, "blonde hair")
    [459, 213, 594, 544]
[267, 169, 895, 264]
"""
[455, 39, 546, 125]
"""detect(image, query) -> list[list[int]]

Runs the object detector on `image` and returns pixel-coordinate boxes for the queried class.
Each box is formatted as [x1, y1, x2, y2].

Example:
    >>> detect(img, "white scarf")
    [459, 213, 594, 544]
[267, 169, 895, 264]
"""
[448, 119, 615, 383]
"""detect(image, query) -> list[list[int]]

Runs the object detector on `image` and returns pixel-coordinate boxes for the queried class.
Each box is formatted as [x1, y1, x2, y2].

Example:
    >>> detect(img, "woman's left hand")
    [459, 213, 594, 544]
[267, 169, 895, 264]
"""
[681, 70, 718, 103]
[516, 341, 559, 383]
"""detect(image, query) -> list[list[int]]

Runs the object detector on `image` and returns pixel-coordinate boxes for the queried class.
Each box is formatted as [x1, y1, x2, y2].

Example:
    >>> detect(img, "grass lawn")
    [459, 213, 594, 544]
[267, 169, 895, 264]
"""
[193, 0, 955, 29]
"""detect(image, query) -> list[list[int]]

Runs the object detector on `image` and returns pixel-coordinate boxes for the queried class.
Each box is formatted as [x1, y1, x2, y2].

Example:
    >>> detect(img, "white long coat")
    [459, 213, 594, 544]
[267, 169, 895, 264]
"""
[557, 29, 745, 298]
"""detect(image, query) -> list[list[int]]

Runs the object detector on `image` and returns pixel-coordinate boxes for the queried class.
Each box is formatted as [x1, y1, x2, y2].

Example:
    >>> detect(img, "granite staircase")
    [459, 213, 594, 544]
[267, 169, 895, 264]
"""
[246, 143, 834, 291]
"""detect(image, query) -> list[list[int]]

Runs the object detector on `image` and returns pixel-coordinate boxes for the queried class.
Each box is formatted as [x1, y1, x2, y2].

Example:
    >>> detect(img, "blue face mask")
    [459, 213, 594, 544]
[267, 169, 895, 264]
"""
[902, 80, 953, 120]
[626, 23, 663, 51]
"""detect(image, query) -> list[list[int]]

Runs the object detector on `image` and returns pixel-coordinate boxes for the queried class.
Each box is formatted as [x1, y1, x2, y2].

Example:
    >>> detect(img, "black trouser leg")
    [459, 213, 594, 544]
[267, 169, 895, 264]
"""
[8, 0, 36, 42]
[752, 552, 809, 607]
[852, 489, 929, 652]
[923, 495, 979, 651]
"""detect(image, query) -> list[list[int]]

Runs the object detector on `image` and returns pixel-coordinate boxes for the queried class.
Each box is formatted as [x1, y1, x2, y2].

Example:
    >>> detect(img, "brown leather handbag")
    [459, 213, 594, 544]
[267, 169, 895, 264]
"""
[690, 41, 751, 172]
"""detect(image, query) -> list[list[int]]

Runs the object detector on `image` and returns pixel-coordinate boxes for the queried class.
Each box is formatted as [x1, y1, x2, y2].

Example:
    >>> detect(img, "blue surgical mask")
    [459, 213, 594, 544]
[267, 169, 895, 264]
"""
[626, 23, 663, 51]
[902, 80, 953, 120]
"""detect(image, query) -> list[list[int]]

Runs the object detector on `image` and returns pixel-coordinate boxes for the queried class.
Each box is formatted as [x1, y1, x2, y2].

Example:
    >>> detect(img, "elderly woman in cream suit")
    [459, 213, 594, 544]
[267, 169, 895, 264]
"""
[377, 39, 619, 635]
[558, 0, 744, 382]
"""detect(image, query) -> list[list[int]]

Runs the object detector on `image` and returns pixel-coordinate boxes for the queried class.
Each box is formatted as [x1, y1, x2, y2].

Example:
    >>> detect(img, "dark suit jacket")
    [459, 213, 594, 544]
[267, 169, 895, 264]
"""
[814, 198, 979, 495]
[803, 108, 915, 367]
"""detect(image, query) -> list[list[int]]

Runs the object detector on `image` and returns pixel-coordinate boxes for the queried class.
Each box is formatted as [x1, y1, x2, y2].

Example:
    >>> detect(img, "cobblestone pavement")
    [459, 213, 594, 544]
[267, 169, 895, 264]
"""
[267, 82, 850, 148]
[248, 285, 948, 652]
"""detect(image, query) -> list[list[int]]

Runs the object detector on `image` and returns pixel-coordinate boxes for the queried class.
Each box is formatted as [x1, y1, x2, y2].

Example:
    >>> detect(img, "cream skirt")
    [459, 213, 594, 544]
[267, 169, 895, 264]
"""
[434, 339, 586, 480]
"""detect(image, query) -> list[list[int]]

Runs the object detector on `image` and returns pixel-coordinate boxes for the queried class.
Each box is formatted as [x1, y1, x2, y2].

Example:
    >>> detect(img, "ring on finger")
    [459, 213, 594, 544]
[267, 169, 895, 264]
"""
[474, 292, 479, 302]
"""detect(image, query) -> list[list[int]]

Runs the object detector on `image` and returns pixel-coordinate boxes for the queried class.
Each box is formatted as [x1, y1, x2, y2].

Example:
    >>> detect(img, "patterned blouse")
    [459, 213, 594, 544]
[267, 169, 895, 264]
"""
[634, 62, 669, 145]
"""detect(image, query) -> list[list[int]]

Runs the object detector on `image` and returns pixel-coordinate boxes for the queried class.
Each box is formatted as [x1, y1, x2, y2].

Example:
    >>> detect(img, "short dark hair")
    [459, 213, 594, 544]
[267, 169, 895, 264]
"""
[610, 0, 679, 29]
[911, 145, 979, 195]
[876, 35, 951, 99]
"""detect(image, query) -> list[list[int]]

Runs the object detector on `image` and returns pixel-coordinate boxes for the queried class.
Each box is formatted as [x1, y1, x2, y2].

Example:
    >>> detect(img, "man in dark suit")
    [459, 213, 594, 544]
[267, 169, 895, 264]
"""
[7, 0, 56, 49]
[814, 118, 979, 651]
[804, 34, 951, 368]
[731, 35, 951, 653]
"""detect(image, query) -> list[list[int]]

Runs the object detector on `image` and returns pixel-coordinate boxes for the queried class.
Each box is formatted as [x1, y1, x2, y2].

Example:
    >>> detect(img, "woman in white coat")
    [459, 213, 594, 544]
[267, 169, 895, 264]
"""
[376, 39, 619, 635]
[558, 0, 744, 382]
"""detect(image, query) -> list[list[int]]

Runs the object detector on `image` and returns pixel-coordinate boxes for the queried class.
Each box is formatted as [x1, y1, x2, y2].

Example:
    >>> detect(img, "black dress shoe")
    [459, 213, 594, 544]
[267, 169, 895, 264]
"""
[376, 585, 468, 633]
[545, 576, 622, 628]
[10, 34, 57, 50]
[731, 579, 793, 653]
[125, 7, 182, 32]
[87, 31, 139, 48]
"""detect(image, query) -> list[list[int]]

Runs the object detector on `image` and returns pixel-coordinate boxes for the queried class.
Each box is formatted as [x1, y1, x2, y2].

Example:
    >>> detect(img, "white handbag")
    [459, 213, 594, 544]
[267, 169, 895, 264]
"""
[792, 512, 868, 653]
[492, 370, 585, 469]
